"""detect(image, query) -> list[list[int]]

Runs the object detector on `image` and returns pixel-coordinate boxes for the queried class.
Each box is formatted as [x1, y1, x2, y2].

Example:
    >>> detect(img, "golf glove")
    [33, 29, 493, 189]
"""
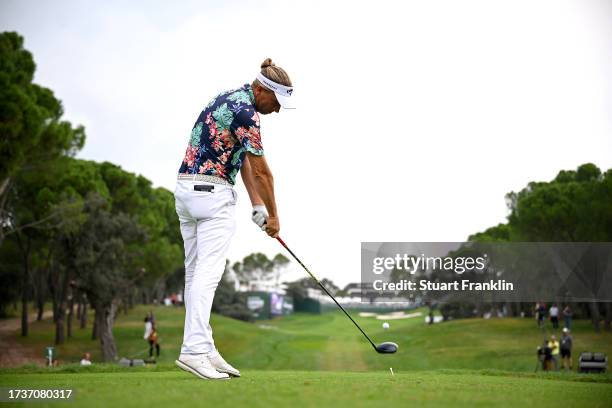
[252, 205, 268, 230]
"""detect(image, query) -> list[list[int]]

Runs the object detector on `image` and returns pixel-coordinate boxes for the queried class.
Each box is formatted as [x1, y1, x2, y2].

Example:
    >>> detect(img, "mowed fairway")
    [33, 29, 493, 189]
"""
[1, 305, 611, 407]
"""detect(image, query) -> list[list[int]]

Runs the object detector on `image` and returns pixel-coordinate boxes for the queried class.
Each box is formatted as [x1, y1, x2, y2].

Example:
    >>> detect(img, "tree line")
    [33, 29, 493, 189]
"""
[0, 32, 184, 360]
[438, 163, 612, 330]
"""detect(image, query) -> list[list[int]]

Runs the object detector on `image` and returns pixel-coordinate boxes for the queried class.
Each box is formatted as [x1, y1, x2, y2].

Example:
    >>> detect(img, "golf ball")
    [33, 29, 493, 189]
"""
[382, 322, 390, 330]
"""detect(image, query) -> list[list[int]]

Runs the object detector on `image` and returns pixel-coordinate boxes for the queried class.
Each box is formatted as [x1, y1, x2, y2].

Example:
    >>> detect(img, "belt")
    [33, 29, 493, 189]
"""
[177, 173, 232, 186]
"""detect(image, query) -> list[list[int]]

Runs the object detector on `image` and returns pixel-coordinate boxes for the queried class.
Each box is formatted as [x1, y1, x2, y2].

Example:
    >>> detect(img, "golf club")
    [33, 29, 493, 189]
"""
[276, 236, 398, 354]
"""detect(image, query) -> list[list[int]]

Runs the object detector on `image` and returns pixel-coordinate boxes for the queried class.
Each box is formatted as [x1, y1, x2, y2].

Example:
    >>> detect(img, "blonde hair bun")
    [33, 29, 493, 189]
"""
[261, 58, 275, 69]
[256, 58, 292, 87]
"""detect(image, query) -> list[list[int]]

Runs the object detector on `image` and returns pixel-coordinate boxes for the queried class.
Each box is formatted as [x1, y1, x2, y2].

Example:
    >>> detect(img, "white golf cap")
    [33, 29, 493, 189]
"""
[256, 72, 295, 109]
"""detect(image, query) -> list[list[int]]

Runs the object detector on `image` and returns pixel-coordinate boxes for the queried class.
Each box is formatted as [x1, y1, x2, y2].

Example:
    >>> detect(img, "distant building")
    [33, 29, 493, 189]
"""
[339, 282, 419, 309]
[235, 279, 287, 295]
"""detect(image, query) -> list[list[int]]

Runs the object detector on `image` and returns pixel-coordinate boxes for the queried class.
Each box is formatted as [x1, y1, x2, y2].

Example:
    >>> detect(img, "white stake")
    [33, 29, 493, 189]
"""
[390, 367, 394, 376]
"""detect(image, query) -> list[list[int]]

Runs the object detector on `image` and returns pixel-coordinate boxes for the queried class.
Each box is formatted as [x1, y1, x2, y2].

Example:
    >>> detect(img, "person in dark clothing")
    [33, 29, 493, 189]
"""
[535, 302, 546, 328]
[560, 328, 573, 370]
[537, 338, 552, 371]
[563, 305, 572, 330]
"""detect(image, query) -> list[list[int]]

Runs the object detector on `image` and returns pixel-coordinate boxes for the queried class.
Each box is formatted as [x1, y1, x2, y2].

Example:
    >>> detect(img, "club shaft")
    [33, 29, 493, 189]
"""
[276, 236, 377, 350]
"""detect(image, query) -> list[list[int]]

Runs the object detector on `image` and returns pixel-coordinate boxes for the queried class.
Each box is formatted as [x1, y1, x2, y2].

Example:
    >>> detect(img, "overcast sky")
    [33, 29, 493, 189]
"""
[2, 0, 611, 287]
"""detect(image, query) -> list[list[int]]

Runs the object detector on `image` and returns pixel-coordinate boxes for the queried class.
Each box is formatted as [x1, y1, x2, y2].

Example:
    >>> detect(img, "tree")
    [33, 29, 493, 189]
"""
[469, 163, 612, 330]
[232, 253, 274, 286]
[232, 252, 293, 291]
[284, 277, 340, 301]
[0, 238, 21, 317]
[211, 260, 253, 322]
[508, 164, 612, 330]
[29, 157, 107, 344]
[69, 193, 146, 361]
[272, 253, 290, 287]
[98, 162, 183, 306]
[0, 31, 85, 336]
[0, 30, 208, 357]
[3, 158, 89, 339]
[0, 31, 85, 247]
[468, 223, 511, 242]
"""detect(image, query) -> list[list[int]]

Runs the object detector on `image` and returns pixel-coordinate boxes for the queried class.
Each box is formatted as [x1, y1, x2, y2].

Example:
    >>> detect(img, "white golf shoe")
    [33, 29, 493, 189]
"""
[208, 350, 241, 377]
[175, 355, 230, 380]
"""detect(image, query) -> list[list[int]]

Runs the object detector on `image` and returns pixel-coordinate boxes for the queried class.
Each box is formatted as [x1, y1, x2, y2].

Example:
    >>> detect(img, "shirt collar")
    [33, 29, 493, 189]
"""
[245, 84, 255, 105]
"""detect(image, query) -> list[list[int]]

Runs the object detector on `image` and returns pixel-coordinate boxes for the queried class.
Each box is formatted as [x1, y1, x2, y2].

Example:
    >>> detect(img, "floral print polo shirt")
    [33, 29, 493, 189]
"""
[178, 84, 263, 184]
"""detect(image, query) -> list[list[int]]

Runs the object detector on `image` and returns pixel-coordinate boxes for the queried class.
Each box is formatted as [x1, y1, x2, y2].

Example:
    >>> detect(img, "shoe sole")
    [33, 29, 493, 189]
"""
[175, 360, 230, 380]
[216, 368, 241, 377]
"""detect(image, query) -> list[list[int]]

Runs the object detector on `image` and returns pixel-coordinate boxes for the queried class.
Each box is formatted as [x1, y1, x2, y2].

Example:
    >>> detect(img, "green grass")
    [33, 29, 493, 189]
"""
[5, 305, 612, 371]
[1, 305, 611, 407]
[0, 370, 611, 408]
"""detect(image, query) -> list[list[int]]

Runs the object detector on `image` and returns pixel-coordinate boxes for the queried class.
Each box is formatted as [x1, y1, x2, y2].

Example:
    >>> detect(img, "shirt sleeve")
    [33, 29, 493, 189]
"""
[144, 322, 152, 339]
[230, 108, 264, 156]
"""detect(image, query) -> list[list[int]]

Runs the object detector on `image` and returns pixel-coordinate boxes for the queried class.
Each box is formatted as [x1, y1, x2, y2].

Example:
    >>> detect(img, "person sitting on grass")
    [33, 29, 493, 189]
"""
[80, 352, 92, 366]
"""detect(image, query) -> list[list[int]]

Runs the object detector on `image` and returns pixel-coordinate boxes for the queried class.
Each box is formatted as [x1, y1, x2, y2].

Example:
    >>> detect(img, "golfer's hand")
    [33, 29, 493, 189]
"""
[264, 216, 280, 238]
[251, 205, 268, 230]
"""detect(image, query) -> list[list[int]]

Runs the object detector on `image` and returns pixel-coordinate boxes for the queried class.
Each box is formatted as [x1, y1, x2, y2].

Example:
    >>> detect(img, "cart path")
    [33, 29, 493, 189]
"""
[0, 310, 53, 367]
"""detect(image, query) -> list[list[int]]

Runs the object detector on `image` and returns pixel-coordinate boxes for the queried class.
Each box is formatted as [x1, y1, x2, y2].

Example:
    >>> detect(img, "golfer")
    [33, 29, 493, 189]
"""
[173, 58, 293, 380]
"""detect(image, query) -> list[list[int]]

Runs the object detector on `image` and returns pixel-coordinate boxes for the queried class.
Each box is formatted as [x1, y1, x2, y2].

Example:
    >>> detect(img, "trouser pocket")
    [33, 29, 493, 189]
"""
[176, 180, 235, 220]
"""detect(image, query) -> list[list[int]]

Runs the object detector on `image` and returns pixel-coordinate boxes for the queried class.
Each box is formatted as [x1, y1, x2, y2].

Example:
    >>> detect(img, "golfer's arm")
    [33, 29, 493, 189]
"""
[240, 155, 264, 206]
[245, 153, 278, 218]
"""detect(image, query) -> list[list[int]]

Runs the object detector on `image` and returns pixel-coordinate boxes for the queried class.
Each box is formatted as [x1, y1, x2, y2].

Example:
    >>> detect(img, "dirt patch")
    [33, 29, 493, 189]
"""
[0, 311, 53, 367]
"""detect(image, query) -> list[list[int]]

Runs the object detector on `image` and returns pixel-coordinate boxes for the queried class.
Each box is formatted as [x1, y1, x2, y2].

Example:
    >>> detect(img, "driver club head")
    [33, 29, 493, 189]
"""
[375, 342, 398, 354]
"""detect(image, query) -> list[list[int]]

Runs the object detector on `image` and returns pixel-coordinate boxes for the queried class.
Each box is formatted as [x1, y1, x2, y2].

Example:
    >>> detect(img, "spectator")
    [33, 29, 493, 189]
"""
[549, 335, 560, 370]
[542, 339, 552, 371]
[143, 316, 152, 341]
[80, 352, 92, 366]
[549, 304, 559, 329]
[148, 323, 160, 358]
[560, 328, 573, 370]
[535, 302, 546, 328]
[563, 305, 572, 329]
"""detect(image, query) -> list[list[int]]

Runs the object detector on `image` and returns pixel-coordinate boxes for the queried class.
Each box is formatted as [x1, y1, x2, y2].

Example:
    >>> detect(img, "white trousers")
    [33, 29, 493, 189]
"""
[174, 179, 237, 355]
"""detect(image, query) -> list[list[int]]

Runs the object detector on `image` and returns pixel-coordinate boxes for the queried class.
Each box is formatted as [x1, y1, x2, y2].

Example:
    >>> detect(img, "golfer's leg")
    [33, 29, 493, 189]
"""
[176, 195, 199, 355]
[181, 208, 235, 355]
[180, 218, 198, 314]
